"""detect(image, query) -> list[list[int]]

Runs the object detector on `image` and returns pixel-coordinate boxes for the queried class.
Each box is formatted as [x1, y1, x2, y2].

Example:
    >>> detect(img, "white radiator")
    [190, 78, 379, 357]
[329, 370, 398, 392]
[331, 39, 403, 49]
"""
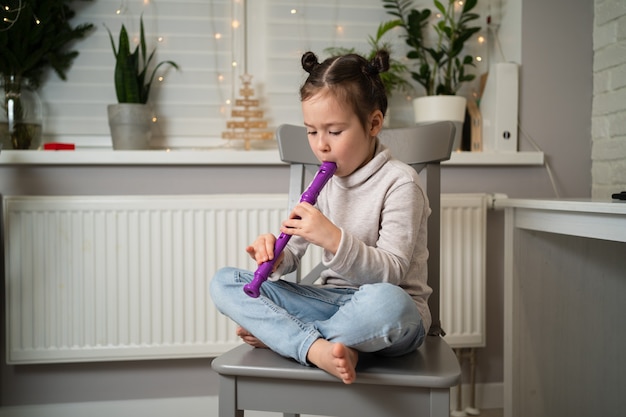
[4, 193, 488, 364]
[440, 193, 489, 348]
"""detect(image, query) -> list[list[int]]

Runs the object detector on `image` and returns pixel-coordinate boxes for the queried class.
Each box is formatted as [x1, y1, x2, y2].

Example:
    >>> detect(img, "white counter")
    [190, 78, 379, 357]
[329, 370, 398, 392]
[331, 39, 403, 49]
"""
[495, 198, 626, 417]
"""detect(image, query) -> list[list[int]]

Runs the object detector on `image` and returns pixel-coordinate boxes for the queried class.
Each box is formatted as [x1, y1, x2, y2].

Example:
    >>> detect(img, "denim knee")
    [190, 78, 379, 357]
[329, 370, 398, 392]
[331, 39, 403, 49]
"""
[359, 283, 419, 322]
[209, 266, 243, 310]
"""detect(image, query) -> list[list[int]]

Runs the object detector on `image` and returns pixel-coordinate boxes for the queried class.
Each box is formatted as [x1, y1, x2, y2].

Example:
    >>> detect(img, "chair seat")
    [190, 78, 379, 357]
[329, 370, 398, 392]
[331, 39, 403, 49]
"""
[212, 335, 460, 388]
[212, 336, 460, 417]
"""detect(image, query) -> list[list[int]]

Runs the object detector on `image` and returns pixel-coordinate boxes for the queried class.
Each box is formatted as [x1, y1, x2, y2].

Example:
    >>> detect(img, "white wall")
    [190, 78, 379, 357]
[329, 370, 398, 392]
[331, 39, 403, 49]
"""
[591, 0, 626, 199]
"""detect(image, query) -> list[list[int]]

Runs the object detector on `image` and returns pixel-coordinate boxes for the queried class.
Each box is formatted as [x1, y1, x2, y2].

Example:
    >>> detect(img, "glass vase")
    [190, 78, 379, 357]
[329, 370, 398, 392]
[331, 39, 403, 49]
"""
[0, 75, 43, 150]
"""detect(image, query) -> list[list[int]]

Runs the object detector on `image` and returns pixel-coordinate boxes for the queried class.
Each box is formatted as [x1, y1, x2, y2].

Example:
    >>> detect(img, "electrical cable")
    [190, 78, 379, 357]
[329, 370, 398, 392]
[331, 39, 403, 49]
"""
[518, 122, 561, 198]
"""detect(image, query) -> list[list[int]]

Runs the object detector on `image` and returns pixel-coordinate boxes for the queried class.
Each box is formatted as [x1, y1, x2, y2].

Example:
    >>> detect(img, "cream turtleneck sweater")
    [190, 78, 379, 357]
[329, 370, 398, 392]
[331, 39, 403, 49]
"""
[273, 139, 432, 333]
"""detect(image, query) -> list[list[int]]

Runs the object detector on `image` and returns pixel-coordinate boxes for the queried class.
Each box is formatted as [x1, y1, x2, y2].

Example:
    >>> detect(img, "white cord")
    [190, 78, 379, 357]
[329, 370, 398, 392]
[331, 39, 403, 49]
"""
[518, 122, 561, 198]
[487, 23, 507, 63]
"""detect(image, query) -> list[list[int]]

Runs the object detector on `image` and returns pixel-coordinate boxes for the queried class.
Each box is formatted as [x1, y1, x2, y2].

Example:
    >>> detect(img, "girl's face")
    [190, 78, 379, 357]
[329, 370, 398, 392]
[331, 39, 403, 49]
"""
[301, 90, 383, 177]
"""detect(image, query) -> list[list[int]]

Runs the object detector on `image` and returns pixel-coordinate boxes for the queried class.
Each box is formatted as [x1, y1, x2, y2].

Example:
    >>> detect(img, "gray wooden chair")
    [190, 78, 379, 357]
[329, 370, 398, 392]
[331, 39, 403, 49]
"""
[212, 121, 460, 417]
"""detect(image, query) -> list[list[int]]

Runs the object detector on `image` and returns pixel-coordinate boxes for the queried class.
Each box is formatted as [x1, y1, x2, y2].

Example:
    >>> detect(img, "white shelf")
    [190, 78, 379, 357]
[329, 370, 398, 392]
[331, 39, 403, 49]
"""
[0, 148, 544, 166]
[0, 148, 284, 165]
[445, 151, 544, 166]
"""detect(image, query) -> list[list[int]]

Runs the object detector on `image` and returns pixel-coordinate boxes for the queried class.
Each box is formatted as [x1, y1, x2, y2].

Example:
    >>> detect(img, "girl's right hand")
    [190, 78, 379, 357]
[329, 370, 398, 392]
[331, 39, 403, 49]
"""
[246, 233, 280, 265]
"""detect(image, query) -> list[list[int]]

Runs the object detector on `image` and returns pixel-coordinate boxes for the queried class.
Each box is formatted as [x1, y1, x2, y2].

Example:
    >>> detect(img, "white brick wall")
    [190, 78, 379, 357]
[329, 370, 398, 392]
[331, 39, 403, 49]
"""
[592, 0, 626, 198]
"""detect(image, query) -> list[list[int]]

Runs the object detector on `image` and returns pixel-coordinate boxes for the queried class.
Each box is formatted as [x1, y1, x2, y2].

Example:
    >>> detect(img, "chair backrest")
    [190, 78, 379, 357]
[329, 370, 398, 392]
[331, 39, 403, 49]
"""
[275, 121, 455, 336]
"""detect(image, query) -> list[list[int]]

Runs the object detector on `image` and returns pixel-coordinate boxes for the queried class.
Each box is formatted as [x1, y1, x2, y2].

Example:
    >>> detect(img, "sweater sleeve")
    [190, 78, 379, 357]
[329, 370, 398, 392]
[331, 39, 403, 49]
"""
[322, 179, 428, 286]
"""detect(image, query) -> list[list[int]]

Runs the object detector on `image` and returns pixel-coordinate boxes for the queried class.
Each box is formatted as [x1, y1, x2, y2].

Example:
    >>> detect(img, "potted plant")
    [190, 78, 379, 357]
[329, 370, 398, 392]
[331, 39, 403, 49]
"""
[383, 0, 481, 137]
[0, 0, 94, 149]
[106, 16, 179, 150]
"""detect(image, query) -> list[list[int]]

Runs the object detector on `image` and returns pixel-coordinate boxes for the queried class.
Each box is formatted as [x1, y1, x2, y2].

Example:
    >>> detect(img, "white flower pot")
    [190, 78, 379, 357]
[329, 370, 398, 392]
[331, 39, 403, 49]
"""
[107, 103, 153, 150]
[413, 95, 467, 150]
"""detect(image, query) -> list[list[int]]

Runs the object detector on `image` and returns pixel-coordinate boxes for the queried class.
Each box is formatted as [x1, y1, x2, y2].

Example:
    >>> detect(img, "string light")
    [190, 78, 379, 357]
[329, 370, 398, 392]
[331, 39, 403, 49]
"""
[115, 0, 126, 15]
[1, 0, 24, 31]
[209, 0, 228, 118]
[1, 1, 40, 29]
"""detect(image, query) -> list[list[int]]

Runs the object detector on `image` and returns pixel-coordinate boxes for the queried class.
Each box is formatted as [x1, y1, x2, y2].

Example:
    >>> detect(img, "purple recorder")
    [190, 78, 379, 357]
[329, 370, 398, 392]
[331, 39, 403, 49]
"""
[243, 161, 337, 298]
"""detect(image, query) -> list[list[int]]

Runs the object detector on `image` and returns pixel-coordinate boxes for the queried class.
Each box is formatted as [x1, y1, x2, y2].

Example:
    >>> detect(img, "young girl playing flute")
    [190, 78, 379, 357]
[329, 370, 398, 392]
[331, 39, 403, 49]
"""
[210, 50, 431, 384]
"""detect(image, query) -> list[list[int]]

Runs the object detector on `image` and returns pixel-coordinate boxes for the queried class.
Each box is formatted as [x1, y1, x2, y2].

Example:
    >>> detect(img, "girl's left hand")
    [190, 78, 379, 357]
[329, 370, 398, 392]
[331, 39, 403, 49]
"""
[280, 202, 341, 254]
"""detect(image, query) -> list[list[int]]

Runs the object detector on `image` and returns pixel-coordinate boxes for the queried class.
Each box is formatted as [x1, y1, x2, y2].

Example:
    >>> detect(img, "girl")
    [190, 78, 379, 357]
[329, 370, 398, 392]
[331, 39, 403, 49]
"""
[210, 50, 432, 384]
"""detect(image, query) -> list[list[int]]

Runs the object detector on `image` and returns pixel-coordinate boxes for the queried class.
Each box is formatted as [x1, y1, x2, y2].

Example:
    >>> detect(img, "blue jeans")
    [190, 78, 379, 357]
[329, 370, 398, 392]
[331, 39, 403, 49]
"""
[210, 266, 426, 365]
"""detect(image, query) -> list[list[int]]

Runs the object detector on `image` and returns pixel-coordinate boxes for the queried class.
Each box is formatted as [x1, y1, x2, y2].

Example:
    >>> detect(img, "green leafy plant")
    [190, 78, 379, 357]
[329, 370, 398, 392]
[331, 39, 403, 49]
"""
[106, 16, 180, 104]
[383, 0, 481, 96]
[0, 0, 93, 149]
[0, 0, 94, 88]
[325, 20, 413, 97]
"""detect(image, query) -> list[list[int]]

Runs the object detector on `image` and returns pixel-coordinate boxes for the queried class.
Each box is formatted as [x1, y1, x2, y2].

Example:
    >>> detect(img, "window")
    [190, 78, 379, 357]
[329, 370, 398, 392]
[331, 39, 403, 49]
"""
[37, 0, 488, 149]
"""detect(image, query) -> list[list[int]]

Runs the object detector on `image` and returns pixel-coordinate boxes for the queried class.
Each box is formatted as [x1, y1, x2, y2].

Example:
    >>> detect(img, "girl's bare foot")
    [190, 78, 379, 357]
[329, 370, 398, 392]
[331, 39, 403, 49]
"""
[236, 326, 268, 348]
[307, 339, 358, 384]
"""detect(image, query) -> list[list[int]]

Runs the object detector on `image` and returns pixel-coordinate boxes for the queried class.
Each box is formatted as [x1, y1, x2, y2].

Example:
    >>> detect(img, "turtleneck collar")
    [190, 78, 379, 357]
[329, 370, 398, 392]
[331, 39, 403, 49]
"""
[334, 138, 391, 189]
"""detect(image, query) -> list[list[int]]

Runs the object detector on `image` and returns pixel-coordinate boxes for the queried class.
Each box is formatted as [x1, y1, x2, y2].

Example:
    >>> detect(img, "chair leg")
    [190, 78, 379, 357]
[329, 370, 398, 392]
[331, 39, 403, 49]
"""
[430, 388, 451, 417]
[452, 348, 466, 417]
[218, 375, 244, 417]
[465, 348, 480, 416]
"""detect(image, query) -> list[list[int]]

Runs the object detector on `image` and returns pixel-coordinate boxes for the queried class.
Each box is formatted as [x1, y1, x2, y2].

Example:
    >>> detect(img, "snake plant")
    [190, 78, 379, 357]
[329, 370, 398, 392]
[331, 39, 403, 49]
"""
[106, 16, 179, 104]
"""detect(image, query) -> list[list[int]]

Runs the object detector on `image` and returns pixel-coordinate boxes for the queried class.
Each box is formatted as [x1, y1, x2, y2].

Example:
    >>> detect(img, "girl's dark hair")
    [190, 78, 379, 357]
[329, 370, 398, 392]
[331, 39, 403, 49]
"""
[300, 50, 390, 130]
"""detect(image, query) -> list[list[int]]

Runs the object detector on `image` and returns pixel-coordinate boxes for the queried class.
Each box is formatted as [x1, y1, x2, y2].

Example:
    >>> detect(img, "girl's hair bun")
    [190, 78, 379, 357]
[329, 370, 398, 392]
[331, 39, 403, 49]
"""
[301, 51, 320, 74]
[369, 49, 390, 75]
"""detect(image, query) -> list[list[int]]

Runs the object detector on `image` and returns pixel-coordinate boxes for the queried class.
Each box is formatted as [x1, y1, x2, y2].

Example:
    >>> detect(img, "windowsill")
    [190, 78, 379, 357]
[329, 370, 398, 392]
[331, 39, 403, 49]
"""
[0, 148, 545, 166]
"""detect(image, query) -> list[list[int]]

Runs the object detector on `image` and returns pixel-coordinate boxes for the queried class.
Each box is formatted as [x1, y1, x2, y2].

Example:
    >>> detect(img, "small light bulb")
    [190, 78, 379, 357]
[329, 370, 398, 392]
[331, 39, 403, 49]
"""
[232, 61, 238, 67]
[290, 9, 297, 14]
[476, 56, 482, 62]
[157, 36, 164, 43]
[158, 76, 164, 82]
[478, 35, 485, 43]
[232, 19, 240, 29]
[152, 116, 158, 123]
[215, 32, 222, 40]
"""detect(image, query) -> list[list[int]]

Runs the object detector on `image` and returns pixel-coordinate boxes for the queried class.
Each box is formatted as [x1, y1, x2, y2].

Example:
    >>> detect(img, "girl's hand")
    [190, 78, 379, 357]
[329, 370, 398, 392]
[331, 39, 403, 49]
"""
[281, 202, 341, 254]
[246, 233, 284, 267]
